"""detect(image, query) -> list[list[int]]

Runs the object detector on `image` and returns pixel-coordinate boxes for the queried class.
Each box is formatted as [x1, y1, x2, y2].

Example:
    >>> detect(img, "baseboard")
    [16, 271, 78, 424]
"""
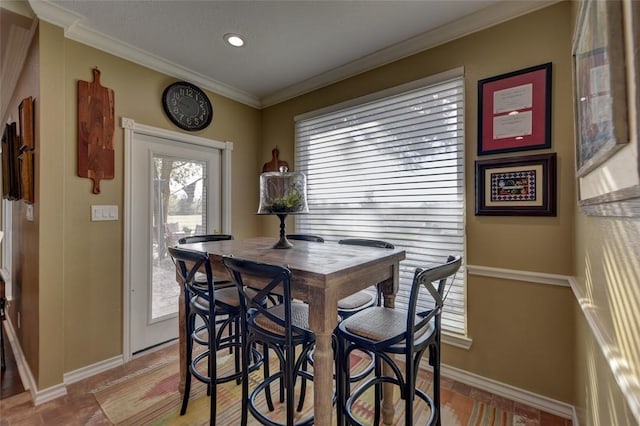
[3, 316, 125, 405]
[419, 357, 574, 419]
[63, 354, 124, 384]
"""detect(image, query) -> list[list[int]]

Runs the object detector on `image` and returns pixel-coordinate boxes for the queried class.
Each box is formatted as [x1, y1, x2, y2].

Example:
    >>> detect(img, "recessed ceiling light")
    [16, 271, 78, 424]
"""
[224, 33, 245, 47]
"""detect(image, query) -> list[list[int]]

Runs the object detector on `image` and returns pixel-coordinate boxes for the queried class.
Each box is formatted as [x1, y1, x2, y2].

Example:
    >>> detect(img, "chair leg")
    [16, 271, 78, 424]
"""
[296, 354, 308, 412]
[233, 316, 241, 385]
[373, 355, 382, 425]
[285, 345, 295, 426]
[404, 354, 416, 426]
[335, 336, 346, 426]
[432, 343, 441, 426]
[181, 314, 195, 415]
[262, 343, 275, 411]
[209, 326, 217, 425]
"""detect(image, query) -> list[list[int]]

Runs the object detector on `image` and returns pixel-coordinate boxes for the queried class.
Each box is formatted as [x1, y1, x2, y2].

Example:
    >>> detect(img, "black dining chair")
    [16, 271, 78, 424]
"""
[335, 255, 462, 426]
[168, 246, 263, 425]
[286, 234, 325, 243]
[337, 239, 395, 318]
[178, 234, 235, 289]
[223, 255, 316, 426]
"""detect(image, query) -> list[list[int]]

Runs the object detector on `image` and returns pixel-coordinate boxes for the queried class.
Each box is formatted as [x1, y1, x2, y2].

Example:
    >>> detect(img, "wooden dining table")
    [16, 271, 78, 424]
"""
[177, 236, 406, 425]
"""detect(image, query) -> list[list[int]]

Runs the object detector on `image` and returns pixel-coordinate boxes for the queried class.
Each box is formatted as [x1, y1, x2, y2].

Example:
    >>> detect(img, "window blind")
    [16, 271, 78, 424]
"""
[294, 75, 466, 336]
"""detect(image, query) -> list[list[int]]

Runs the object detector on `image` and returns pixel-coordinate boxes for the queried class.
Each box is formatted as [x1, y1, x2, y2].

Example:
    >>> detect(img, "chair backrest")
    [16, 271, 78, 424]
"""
[222, 256, 312, 343]
[167, 246, 215, 310]
[407, 255, 462, 345]
[338, 238, 394, 249]
[178, 234, 234, 244]
[287, 234, 324, 243]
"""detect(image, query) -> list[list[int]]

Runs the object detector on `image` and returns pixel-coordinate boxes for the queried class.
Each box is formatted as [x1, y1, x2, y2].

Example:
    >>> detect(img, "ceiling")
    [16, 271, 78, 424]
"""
[19, 0, 554, 108]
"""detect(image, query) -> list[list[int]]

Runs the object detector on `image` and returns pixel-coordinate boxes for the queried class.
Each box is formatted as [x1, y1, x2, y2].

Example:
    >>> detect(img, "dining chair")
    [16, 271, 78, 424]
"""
[178, 234, 235, 289]
[337, 239, 395, 318]
[286, 234, 325, 243]
[168, 246, 263, 425]
[335, 255, 462, 426]
[223, 255, 315, 426]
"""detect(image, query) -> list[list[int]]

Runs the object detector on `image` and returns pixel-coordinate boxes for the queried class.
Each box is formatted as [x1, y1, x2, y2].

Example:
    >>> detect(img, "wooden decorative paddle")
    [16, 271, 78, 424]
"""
[77, 67, 115, 194]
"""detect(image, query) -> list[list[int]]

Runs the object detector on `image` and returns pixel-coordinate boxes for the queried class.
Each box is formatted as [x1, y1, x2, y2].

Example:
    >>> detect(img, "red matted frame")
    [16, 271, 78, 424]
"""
[477, 63, 552, 156]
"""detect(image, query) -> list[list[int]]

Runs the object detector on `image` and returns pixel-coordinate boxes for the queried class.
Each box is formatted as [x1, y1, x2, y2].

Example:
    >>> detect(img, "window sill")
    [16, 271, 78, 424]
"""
[442, 331, 473, 350]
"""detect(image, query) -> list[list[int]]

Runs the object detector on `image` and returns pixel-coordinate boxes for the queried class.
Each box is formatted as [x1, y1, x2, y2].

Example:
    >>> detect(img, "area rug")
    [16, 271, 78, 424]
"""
[94, 350, 512, 425]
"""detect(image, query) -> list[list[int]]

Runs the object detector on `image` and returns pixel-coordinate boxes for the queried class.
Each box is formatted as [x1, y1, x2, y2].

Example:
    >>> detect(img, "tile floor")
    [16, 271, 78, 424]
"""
[0, 342, 572, 425]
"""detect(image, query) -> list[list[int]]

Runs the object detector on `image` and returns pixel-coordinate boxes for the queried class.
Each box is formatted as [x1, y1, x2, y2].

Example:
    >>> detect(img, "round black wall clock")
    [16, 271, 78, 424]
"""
[162, 81, 213, 131]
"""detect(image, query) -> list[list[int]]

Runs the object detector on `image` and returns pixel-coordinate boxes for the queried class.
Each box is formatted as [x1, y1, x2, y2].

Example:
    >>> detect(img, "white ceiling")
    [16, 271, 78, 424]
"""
[27, 0, 555, 108]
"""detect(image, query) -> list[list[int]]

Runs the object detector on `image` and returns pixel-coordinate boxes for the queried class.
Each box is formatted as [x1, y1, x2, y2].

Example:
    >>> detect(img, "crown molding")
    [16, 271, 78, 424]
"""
[27, 0, 261, 108]
[261, 0, 560, 107]
[28, 0, 559, 110]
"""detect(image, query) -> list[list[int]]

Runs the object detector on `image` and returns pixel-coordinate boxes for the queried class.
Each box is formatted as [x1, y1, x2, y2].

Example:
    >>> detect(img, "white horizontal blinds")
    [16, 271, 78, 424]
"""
[295, 76, 466, 335]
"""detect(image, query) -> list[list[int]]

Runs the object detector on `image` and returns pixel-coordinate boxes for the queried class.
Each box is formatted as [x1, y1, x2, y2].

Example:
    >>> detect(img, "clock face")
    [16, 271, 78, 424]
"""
[162, 82, 213, 131]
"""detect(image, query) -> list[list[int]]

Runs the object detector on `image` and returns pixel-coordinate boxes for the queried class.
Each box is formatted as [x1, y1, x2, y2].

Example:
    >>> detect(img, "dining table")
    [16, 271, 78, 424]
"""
[177, 236, 406, 425]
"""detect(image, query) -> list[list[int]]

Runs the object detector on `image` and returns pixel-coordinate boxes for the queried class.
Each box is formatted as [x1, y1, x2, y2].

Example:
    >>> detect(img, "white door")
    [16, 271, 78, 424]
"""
[129, 131, 221, 354]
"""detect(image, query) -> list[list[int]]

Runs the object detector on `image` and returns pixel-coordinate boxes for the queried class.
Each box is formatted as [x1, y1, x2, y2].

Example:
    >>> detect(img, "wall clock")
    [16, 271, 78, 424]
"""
[162, 81, 213, 131]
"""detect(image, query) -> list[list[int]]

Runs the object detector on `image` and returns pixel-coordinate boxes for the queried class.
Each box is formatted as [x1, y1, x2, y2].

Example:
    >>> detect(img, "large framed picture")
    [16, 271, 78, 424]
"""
[19, 150, 34, 204]
[573, 0, 640, 217]
[573, 0, 628, 177]
[19, 96, 34, 151]
[477, 63, 552, 156]
[475, 153, 556, 216]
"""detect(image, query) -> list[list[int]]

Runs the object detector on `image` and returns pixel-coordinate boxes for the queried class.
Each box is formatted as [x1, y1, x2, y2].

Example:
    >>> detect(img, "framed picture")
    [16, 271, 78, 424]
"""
[573, 0, 628, 177]
[19, 150, 34, 204]
[477, 62, 552, 156]
[475, 153, 556, 216]
[19, 96, 34, 151]
[1, 123, 21, 200]
[573, 0, 640, 217]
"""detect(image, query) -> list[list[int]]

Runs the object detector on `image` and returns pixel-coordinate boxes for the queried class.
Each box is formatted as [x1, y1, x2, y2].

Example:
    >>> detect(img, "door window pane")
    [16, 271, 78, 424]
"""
[152, 155, 207, 319]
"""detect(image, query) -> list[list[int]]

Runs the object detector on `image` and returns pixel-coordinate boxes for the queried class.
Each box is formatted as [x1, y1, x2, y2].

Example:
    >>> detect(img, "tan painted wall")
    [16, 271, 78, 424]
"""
[262, 2, 575, 402]
[568, 0, 640, 423]
[12, 20, 261, 387]
[573, 214, 640, 424]
[574, 298, 638, 425]
[2, 20, 40, 386]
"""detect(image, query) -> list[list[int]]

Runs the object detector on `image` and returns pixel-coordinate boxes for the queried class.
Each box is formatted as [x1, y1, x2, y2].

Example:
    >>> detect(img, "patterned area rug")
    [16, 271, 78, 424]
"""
[93, 350, 512, 425]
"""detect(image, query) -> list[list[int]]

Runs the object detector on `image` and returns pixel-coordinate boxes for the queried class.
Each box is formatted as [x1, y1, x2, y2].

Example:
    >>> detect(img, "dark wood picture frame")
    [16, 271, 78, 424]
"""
[19, 150, 34, 204]
[478, 63, 552, 156]
[475, 153, 557, 216]
[18, 96, 34, 151]
[1, 123, 21, 200]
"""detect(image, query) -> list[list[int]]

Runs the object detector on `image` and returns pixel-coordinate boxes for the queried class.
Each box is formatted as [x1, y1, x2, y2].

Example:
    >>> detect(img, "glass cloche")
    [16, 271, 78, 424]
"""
[257, 167, 309, 214]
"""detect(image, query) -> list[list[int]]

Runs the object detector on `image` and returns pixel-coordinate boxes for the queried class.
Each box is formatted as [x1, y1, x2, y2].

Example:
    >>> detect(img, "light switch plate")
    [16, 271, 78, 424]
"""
[91, 205, 118, 221]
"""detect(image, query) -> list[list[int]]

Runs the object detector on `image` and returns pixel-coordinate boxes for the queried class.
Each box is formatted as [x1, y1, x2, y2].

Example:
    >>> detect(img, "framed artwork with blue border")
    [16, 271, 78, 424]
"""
[475, 153, 556, 216]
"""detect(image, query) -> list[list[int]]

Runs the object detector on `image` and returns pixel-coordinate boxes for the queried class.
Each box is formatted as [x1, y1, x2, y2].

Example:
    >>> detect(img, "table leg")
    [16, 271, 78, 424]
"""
[313, 331, 334, 426]
[307, 287, 337, 426]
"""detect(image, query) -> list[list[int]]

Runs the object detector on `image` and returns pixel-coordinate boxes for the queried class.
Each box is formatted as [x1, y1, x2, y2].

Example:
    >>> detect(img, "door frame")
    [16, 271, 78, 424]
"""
[121, 117, 233, 361]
